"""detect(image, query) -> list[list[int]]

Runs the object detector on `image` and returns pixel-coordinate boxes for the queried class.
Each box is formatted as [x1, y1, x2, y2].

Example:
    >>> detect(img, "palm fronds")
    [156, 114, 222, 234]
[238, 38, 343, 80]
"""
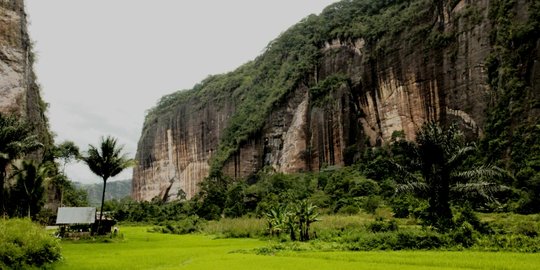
[452, 180, 509, 202]
[451, 165, 506, 181]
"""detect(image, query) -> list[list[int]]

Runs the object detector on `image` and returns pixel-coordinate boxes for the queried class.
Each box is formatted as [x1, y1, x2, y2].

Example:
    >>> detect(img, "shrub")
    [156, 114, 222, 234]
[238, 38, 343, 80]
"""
[450, 221, 476, 248]
[148, 216, 205, 234]
[0, 218, 61, 269]
[514, 221, 539, 237]
[362, 196, 381, 214]
[367, 218, 399, 233]
[337, 205, 359, 215]
[390, 195, 421, 218]
[394, 230, 449, 250]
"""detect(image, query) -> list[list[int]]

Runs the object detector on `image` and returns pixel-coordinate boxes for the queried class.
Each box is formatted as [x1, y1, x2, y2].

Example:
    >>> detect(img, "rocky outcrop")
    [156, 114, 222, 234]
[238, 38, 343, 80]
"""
[0, 0, 49, 139]
[133, 99, 235, 200]
[133, 0, 539, 201]
[1, 0, 53, 207]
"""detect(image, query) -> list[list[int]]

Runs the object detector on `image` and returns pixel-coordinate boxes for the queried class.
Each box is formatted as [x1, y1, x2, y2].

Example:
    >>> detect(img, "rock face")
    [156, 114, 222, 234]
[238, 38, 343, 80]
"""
[0, 0, 48, 136]
[1, 0, 53, 208]
[133, 0, 539, 201]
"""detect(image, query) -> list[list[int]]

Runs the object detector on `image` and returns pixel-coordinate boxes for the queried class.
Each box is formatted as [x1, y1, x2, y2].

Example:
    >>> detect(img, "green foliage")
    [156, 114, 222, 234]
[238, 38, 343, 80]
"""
[362, 195, 382, 214]
[0, 218, 61, 269]
[367, 217, 399, 233]
[482, 0, 540, 204]
[264, 200, 319, 242]
[195, 173, 232, 220]
[394, 123, 507, 230]
[62, 182, 89, 207]
[224, 182, 247, 218]
[0, 113, 43, 216]
[148, 216, 204, 235]
[309, 74, 349, 107]
[389, 194, 423, 218]
[10, 161, 48, 218]
[54, 140, 80, 172]
[203, 217, 266, 238]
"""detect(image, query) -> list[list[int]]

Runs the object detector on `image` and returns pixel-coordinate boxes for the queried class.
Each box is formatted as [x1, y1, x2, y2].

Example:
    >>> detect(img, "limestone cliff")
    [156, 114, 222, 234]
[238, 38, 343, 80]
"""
[0, 0, 50, 144]
[133, 0, 540, 201]
[1, 0, 53, 209]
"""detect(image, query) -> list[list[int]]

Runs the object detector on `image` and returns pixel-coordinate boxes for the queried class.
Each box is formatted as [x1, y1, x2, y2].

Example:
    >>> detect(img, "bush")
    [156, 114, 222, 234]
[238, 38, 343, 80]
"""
[514, 221, 539, 237]
[390, 195, 421, 218]
[450, 221, 476, 248]
[367, 218, 399, 233]
[337, 205, 360, 215]
[148, 216, 205, 234]
[362, 196, 382, 214]
[0, 219, 61, 269]
[394, 230, 449, 250]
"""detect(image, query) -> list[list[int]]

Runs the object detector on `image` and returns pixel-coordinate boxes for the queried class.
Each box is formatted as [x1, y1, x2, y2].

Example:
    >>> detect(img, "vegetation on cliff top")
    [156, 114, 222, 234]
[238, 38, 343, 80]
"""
[483, 0, 540, 213]
[143, 0, 443, 173]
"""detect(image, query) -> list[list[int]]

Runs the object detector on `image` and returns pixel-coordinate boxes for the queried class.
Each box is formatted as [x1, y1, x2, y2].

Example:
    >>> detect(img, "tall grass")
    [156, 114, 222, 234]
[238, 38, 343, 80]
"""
[203, 217, 266, 238]
[149, 212, 540, 252]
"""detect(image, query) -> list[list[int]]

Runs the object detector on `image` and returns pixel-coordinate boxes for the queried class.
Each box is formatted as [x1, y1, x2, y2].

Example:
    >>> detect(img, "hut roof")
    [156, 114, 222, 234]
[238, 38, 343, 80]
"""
[56, 207, 96, 225]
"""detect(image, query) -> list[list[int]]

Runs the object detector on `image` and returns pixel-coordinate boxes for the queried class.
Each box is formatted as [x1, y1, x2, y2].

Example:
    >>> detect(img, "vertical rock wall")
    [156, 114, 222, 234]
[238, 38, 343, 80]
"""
[0, 0, 43, 120]
[133, 0, 538, 201]
[133, 100, 235, 200]
[0, 0, 53, 207]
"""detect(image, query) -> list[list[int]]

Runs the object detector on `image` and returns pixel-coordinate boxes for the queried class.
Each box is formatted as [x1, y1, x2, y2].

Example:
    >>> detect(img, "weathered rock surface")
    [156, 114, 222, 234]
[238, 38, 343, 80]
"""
[0, 0, 52, 204]
[133, 0, 539, 201]
[0, 0, 45, 124]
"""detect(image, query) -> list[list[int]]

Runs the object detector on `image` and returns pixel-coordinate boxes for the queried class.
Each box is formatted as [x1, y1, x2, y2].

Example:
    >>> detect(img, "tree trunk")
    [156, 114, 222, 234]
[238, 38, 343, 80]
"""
[98, 177, 108, 235]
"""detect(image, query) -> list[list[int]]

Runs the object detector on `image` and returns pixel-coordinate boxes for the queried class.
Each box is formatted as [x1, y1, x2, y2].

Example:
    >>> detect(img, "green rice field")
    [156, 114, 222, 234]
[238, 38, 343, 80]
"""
[55, 226, 540, 270]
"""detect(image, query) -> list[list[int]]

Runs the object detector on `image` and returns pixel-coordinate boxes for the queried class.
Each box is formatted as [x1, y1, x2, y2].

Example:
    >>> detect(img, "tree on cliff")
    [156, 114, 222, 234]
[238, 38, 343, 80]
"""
[395, 122, 507, 230]
[0, 114, 42, 217]
[82, 136, 133, 234]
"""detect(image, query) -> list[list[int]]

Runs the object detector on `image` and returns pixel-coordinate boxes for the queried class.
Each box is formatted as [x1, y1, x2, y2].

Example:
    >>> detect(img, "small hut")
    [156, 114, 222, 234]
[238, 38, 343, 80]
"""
[56, 207, 95, 237]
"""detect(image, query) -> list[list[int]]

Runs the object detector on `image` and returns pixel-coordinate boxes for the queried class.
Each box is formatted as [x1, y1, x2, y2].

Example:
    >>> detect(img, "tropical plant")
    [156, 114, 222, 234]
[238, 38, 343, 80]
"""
[265, 200, 319, 241]
[11, 161, 49, 218]
[295, 200, 319, 241]
[265, 204, 286, 237]
[82, 136, 133, 233]
[0, 114, 42, 216]
[395, 122, 506, 230]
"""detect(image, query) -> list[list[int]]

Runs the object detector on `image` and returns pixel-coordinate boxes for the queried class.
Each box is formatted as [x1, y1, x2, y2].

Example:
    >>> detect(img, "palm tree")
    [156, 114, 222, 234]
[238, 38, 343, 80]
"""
[82, 136, 133, 234]
[0, 114, 42, 216]
[12, 160, 48, 218]
[395, 122, 506, 230]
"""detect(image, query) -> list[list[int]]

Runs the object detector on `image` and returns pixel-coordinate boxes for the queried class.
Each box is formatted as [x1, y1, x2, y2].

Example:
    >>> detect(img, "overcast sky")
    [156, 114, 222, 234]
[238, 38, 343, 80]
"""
[26, 0, 338, 184]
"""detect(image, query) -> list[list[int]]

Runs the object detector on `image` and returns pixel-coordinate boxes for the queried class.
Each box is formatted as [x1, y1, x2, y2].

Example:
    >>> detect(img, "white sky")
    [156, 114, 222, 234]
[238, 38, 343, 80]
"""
[26, 0, 338, 184]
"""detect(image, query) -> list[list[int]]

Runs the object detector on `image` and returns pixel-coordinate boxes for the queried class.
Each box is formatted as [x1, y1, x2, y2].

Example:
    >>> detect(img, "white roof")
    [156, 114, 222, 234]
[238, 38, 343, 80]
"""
[56, 207, 96, 224]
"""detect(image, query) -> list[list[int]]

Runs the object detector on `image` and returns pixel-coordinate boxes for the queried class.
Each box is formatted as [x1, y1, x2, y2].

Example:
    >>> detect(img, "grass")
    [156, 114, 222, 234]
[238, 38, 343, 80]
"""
[203, 217, 266, 238]
[54, 226, 540, 270]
